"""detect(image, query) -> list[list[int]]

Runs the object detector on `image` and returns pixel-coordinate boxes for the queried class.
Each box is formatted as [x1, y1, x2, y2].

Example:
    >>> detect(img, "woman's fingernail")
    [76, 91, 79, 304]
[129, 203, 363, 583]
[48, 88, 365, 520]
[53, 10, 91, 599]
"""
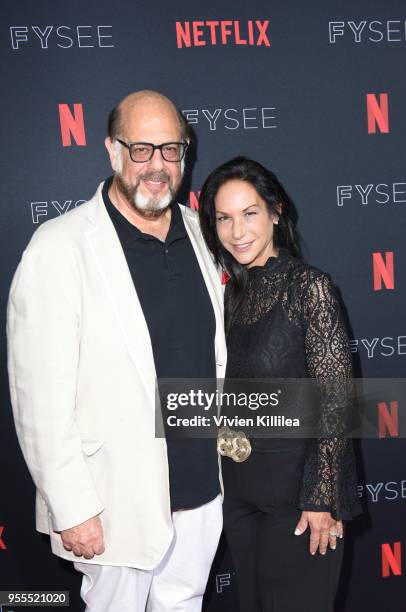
[321, 551, 326, 555]
[331, 545, 336, 550]
[294, 528, 301, 535]
[311, 551, 316, 555]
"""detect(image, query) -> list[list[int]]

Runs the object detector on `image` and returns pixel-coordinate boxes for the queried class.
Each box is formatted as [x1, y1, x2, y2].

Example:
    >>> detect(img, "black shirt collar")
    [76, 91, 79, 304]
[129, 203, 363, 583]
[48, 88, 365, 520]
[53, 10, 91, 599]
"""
[248, 247, 289, 275]
[102, 176, 186, 247]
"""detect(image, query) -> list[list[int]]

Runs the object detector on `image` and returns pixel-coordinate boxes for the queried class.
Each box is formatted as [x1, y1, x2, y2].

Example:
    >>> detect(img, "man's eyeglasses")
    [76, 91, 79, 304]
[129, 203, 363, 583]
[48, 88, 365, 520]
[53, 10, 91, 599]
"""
[116, 139, 188, 163]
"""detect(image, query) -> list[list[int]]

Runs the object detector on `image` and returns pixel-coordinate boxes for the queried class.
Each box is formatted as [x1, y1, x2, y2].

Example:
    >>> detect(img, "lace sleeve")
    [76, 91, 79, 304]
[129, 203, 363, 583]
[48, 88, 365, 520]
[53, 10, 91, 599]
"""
[298, 272, 360, 520]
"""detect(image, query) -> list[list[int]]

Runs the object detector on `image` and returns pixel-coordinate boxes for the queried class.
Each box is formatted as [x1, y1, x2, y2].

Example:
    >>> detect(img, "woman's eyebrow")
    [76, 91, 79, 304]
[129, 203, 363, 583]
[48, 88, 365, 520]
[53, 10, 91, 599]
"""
[215, 203, 259, 215]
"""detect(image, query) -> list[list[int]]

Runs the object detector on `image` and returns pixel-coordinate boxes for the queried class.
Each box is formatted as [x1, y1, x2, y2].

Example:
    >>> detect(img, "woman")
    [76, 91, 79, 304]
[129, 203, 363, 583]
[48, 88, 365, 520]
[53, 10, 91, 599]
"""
[198, 157, 361, 612]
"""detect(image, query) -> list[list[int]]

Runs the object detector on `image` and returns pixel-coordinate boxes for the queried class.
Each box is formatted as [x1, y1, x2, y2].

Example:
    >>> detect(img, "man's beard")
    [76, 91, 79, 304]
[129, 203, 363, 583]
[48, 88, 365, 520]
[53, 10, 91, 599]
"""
[114, 170, 180, 219]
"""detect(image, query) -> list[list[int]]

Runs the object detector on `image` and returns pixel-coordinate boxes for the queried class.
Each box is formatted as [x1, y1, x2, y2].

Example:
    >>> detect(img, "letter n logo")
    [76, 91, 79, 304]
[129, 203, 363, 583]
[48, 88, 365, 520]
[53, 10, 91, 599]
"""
[189, 191, 201, 211]
[0, 526, 6, 550]
[382, 542, 402, 577]
[59, 103, 87, 147]
[378, 401, 398, 438]
[176, 22, 191, 48]
[367, 93, 389, 134]
[372, 252, 394, 291]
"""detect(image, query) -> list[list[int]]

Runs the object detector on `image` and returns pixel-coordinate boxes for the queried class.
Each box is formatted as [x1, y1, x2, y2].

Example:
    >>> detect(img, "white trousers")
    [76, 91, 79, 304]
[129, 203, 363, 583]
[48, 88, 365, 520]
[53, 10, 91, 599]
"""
[74, 494, 222, 612]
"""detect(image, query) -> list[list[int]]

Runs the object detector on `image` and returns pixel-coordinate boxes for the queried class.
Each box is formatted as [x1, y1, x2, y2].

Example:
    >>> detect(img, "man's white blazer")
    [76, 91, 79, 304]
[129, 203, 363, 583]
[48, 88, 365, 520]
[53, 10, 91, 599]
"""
[7, 182, 227, 569]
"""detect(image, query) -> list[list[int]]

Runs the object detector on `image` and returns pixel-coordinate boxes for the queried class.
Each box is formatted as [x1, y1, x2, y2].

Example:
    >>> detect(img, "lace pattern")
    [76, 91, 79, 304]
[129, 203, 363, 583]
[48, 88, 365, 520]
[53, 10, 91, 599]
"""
[225, 249, 361, 520]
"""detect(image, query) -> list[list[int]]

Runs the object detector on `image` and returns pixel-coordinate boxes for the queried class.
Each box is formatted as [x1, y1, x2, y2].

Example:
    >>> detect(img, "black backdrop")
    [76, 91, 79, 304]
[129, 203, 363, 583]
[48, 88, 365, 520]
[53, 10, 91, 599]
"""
[1, 1, 405, 610]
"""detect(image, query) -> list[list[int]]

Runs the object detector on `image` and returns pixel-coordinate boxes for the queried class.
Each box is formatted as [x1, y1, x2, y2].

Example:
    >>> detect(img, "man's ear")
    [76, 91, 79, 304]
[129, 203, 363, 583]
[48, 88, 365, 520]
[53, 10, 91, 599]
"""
[105, 137, 121, 173]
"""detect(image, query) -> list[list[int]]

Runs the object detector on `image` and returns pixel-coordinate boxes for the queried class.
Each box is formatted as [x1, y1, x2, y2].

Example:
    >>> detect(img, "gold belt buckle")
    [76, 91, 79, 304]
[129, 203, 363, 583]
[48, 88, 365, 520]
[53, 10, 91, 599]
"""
[217, 426, 252, 463]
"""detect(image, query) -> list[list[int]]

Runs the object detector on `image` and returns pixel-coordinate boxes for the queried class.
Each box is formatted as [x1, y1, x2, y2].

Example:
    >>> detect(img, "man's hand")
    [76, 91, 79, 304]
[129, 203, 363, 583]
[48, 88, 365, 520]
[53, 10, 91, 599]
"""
[61, 515, 105, 559]
[294, 511, 343, 555]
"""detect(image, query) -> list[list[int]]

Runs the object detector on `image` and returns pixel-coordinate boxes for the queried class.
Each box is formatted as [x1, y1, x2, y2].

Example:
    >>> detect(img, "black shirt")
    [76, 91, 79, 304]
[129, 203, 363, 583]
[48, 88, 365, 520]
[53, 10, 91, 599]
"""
[225, 247, 361, 520]
[103, 178, 220, 510]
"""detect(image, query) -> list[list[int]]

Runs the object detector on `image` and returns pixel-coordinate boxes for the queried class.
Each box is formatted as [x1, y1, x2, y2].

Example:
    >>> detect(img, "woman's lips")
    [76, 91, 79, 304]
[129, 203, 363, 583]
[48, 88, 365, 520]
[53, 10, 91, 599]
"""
[232, 242, 253, 252]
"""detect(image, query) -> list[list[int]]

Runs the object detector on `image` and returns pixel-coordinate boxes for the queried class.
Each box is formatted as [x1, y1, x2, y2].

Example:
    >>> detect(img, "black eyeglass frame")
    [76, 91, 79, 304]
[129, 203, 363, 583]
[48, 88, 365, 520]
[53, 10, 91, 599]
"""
[115, 138, 188, 163]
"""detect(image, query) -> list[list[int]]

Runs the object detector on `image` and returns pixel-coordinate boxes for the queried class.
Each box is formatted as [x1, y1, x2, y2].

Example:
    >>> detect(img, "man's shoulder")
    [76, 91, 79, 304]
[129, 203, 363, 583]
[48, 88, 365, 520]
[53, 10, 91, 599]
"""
[27, 186, 101, 251]
[27, 204, 89, 256]
[35, 200, 90, 233]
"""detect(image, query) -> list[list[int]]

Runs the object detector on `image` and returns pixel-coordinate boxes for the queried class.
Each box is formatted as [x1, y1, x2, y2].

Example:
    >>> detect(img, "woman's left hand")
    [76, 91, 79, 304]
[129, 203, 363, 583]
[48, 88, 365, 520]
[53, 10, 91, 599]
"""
[294, 511, 343, 555]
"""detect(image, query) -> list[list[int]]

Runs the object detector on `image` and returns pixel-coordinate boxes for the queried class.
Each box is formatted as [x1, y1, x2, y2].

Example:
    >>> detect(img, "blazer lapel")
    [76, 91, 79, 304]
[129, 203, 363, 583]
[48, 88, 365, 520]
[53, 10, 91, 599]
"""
[180, 206, 226, 369]
[84, 183, 157, 403]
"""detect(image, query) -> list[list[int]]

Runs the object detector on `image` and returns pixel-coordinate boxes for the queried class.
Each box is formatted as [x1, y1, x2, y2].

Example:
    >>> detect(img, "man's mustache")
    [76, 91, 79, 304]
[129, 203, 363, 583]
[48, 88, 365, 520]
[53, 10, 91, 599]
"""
[139, 171, 171, 183]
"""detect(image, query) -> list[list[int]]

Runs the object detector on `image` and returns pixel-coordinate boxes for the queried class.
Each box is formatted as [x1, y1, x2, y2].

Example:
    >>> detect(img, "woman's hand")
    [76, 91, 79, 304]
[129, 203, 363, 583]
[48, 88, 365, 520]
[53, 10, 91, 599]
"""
[294, 511, 343, 555]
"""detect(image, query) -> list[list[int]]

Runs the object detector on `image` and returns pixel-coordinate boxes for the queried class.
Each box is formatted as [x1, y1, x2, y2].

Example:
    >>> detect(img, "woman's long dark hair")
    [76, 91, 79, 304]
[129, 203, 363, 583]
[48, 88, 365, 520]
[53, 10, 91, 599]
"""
[198, 156, 301, 331]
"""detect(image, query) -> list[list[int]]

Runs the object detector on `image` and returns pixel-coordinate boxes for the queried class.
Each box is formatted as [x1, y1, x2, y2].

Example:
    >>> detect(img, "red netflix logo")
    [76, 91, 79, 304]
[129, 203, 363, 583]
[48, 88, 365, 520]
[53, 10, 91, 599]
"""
[59, 103, 86, 147]
[372, 252, 394, 291]
[382, 542, 402, 577]
[189, 191, 201, 211]
[367, 93, 389, 134]
[0, 526, 6, 550]
[221, 271, 230, 285]
[378, 401, 398, 438]
[176, 20, 270, 48]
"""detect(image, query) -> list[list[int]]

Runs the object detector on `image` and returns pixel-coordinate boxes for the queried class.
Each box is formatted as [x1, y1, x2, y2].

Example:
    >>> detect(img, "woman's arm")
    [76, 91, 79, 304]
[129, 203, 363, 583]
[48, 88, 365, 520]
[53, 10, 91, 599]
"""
[298, 271, 359, 520]
[294, 271, 360, 554]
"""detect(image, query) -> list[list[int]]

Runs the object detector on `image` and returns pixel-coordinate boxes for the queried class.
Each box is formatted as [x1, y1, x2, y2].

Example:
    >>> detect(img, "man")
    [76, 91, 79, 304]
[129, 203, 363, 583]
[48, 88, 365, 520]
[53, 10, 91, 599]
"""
[7, 91, 226, 611]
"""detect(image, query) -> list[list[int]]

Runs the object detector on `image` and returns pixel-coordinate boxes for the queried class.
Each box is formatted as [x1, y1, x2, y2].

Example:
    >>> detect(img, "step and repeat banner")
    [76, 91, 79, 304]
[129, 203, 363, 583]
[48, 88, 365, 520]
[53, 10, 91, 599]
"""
[1, 1, 405, 610]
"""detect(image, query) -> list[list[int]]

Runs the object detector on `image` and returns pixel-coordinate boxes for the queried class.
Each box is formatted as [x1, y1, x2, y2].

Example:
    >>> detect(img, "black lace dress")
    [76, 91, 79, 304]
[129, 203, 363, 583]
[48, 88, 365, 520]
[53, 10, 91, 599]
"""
[225, 247, 361, 521]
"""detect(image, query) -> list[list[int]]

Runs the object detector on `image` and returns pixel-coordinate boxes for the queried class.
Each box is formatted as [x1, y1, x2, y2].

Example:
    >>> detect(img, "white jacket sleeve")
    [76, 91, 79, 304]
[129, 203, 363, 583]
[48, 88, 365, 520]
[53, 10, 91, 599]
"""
[7, 231, 104, 532]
